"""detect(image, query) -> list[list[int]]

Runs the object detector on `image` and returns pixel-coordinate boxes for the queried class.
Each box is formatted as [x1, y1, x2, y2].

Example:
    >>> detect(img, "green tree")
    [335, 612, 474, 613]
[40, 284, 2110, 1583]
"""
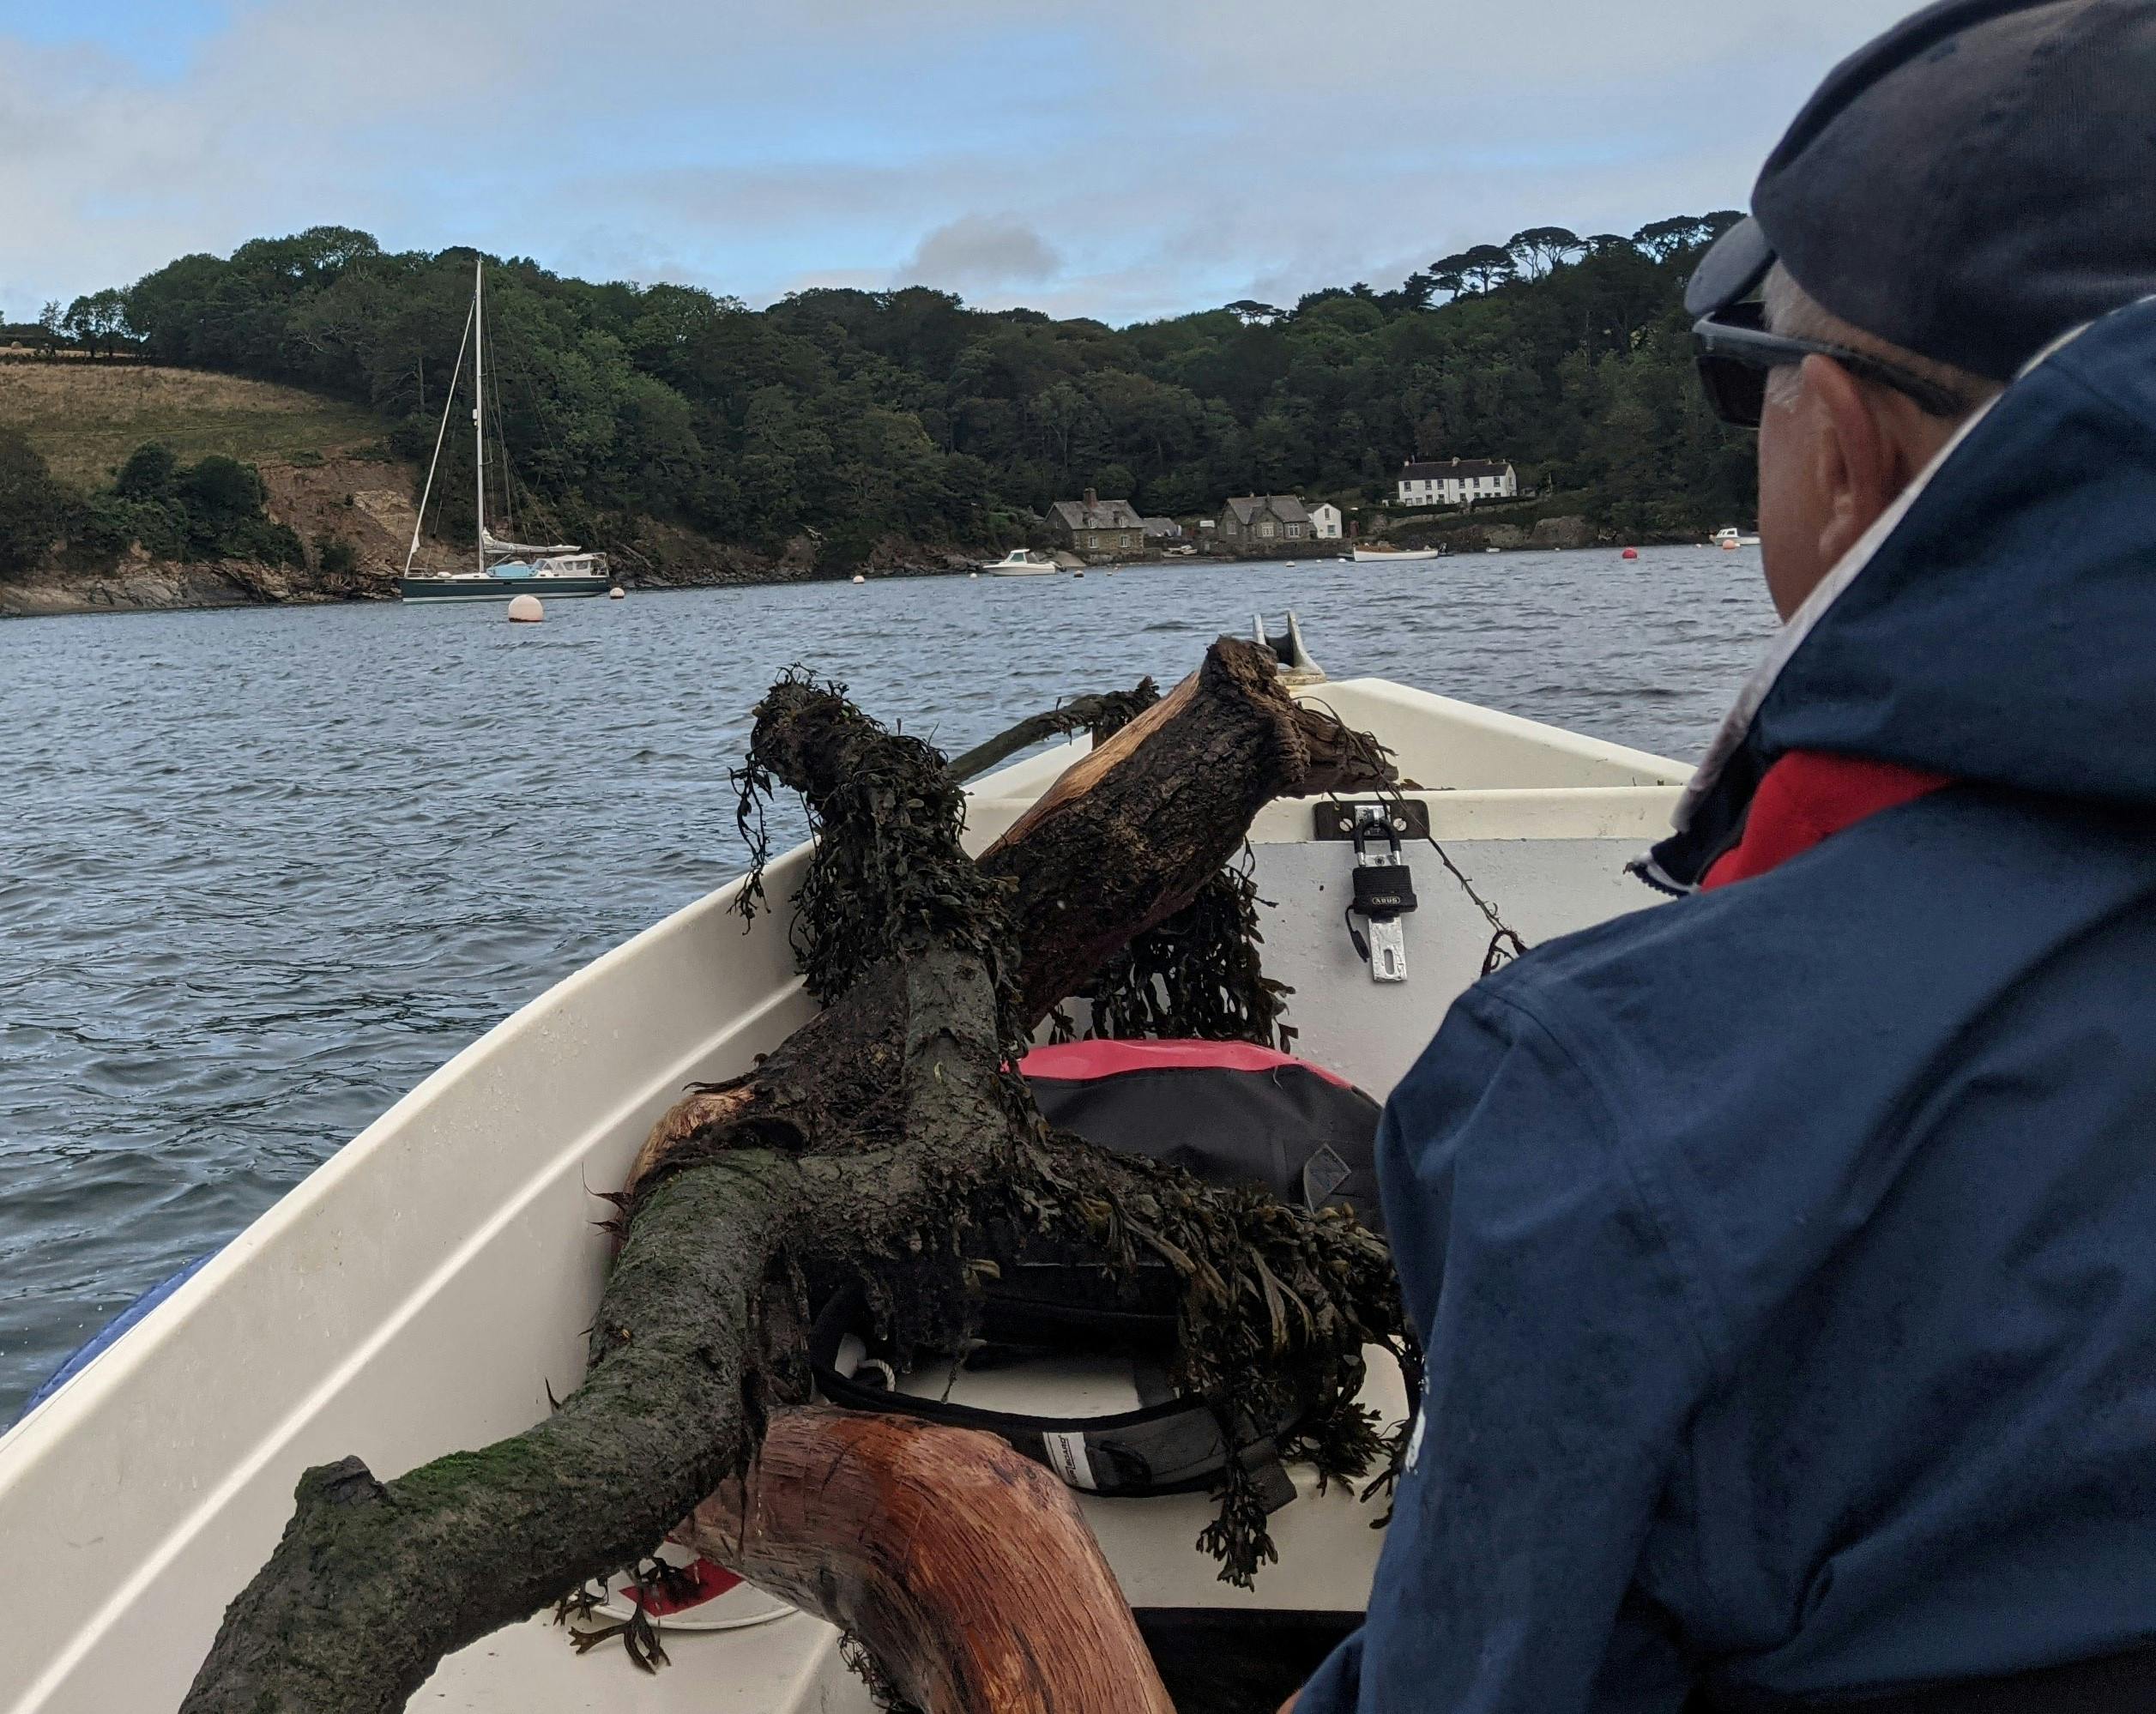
[1507, 226, 1585, 278]
[1632, 216, 1713, 262]
[178, 454, 265, 527]
[62, 288, 133, 359]
[115, 442, 178, 499]
[0, 430, 66, 574]
[1455, 244, 1519, 294]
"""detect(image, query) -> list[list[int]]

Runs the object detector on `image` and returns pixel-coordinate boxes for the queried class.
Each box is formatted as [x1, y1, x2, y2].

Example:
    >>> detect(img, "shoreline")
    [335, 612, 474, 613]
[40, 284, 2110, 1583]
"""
[0, 538, 1730, 622]
[0, 553, 972, 622]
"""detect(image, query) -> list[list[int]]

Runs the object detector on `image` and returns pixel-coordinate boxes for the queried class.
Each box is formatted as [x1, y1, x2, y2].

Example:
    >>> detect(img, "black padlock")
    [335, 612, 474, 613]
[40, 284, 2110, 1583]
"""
[1351, 862, 1417, 920]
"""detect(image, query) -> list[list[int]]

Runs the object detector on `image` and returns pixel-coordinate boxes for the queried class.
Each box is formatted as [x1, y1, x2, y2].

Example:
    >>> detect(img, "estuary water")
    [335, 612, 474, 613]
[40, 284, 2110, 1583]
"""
[0, 546, 1773, 1419]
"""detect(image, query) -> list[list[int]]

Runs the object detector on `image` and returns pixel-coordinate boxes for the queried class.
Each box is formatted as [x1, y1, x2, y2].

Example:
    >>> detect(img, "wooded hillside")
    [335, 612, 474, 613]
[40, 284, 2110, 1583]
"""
[27, 213, 1754, 566]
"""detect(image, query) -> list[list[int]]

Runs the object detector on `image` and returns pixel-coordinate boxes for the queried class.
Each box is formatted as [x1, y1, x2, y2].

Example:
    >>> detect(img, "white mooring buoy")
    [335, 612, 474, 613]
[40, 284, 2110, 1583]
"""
[506, 593, 545, 623]
[608, 586, 626, 600]
[851, 574, 867, 584]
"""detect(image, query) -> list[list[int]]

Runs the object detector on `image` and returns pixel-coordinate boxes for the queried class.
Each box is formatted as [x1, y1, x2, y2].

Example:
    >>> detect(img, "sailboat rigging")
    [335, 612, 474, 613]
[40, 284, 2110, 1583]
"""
[399, 259, 615, 603]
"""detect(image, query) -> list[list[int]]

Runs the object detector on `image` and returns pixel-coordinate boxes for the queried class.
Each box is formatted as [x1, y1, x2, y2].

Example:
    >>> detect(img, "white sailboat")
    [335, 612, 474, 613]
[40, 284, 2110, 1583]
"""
[401, 261, 614, 603]
[0, 622, 1692, 1711]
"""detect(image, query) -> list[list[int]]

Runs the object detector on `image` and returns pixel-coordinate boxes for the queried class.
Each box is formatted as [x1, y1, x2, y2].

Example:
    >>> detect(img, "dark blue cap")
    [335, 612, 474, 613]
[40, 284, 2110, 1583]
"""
[1689, 0, 2156, 381]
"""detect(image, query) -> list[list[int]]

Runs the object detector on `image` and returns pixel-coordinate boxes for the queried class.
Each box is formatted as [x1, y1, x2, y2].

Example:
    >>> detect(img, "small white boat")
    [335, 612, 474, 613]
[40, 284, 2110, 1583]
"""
[1712, 528, 1763, 549]
[1350, 545, 1445, 563]
[0, 627, 1691, 1712]
[982, 549, 1061, 576]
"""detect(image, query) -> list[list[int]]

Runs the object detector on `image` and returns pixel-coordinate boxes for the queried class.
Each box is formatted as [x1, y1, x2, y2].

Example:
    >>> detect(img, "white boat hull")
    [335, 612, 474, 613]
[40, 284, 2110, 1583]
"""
[1350, 546, 1445, 562]
[0, 678, 1690, 1713]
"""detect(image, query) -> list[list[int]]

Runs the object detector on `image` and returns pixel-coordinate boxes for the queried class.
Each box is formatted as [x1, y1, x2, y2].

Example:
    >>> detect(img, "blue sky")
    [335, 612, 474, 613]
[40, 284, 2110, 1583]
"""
[1, 0, 1909, 326]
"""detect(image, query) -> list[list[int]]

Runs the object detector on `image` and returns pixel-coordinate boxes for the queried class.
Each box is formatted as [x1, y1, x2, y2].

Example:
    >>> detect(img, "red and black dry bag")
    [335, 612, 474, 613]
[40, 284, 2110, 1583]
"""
[1021, 1038, 1385, 1234]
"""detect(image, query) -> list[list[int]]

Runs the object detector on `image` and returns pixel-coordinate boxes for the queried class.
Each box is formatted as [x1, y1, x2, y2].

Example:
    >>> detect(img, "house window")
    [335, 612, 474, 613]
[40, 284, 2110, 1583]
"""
[1259, 521, 1276, 540]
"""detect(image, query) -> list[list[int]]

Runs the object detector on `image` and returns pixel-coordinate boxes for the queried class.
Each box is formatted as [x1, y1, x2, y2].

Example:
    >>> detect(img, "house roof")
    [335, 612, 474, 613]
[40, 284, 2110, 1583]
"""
[1140, 516, 1181, 534]
[1223, 494, 1312, 526]
[1400, 459, 1513, 480]
[1050, 497, 1144, 530]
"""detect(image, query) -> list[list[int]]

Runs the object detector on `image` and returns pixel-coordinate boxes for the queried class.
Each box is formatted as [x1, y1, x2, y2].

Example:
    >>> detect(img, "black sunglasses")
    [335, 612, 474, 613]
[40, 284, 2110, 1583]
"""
[1692, 301, 1975, 428]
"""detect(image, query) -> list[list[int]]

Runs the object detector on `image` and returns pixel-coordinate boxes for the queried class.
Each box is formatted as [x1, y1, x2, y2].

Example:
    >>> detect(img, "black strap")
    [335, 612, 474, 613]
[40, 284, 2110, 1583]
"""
[1694, 1640, 2156, 1714]
[808, 1286, 1298, 1509]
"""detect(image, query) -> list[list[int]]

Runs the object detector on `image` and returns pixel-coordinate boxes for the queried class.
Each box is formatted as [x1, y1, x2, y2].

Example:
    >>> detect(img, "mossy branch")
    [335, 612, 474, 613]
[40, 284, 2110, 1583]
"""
[184, 637, 1407, 1714]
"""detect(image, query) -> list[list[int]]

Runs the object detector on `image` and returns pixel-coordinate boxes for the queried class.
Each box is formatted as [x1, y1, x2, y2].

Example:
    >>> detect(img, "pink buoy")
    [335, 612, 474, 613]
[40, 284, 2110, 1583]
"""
[1622, 547, 1640, 560]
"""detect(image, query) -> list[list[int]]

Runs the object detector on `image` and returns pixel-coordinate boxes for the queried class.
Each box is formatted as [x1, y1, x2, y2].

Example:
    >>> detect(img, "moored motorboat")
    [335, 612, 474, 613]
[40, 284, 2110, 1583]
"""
[1350, 544, 1445, 562]
[0, 625, 1691, 1712]
[982, 548, 1061, 576]
[1712, 527, 1763, 549]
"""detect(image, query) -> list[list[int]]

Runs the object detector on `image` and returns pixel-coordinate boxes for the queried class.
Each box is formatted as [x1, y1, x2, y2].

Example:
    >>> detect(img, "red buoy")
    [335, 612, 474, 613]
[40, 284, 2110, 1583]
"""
[1622, 547, 1640, 560]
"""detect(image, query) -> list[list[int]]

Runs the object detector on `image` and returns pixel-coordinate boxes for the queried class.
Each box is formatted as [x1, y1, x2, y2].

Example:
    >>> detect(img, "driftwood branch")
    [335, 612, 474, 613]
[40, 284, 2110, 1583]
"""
[183, 637, 1401, 1714]
[984, 637, 1392, 1029]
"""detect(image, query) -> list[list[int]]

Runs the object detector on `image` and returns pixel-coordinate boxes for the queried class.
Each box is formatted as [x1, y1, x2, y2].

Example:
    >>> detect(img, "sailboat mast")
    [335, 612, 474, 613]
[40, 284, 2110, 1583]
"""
[473, 259, 486, 574]
[403, 290, 477, 576]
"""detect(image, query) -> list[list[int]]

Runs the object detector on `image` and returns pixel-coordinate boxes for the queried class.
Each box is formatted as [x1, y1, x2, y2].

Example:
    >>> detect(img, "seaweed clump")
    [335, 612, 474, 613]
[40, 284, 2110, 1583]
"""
[722, 674, 1412, 1584]
[1076, 853, 1291, 1048]
[731, 669, 1028, 1058]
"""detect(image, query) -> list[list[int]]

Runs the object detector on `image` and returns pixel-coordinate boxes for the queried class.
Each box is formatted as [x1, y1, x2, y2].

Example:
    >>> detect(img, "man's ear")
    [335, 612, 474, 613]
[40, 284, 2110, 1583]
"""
[1802, 353, 1900, 570]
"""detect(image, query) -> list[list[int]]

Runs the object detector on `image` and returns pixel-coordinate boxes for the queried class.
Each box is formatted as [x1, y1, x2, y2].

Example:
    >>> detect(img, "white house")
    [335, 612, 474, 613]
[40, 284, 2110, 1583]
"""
[1397, 458, 1518, 507]
[1307, 503, 1344, 540]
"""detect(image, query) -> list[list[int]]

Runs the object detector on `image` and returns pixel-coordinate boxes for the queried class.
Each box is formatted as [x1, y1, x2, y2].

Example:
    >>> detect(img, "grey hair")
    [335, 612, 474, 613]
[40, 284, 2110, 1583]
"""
[1760, 263, 1997, 418]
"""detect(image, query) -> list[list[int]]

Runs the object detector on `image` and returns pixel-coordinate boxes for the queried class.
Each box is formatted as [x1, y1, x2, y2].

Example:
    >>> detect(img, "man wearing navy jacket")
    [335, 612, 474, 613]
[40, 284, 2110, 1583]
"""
[1288, 2, 2156, 1708]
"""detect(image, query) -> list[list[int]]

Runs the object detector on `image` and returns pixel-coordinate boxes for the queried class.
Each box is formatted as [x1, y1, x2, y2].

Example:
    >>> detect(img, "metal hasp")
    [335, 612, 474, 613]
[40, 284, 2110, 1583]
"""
[1313, 799, 1431, 842]
[1342, 802, 1418, 983]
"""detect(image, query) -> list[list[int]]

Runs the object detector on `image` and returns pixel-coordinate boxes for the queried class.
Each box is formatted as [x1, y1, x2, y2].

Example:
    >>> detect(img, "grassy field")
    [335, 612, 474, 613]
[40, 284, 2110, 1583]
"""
[0, 361, 387, 486]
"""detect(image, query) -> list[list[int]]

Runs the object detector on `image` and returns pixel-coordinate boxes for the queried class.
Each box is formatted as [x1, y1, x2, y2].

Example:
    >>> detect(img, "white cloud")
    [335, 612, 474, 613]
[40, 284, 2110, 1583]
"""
[0, 0, 1917, 326]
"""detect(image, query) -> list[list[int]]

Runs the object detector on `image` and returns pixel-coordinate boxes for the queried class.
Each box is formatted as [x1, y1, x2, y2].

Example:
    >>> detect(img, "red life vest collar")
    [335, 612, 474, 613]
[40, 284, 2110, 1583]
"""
[1700, 751, 1954, 890]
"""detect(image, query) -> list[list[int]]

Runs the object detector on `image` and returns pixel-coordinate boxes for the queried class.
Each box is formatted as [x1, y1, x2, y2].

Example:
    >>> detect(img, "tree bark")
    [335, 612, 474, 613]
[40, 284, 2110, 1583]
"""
[984, 638, 1392, 1029]
[182, 638, 1398, 1714]
[680, 1407, 1175, 1714]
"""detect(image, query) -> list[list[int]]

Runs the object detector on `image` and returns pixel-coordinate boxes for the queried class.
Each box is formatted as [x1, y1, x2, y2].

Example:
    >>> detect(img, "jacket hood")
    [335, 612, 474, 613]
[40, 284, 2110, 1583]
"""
[1646, 293, 2156, 891]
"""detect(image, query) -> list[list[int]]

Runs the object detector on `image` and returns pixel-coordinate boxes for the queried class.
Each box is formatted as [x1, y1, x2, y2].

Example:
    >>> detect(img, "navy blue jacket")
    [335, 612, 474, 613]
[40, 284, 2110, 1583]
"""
[1301, 295, 2156, 1711]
